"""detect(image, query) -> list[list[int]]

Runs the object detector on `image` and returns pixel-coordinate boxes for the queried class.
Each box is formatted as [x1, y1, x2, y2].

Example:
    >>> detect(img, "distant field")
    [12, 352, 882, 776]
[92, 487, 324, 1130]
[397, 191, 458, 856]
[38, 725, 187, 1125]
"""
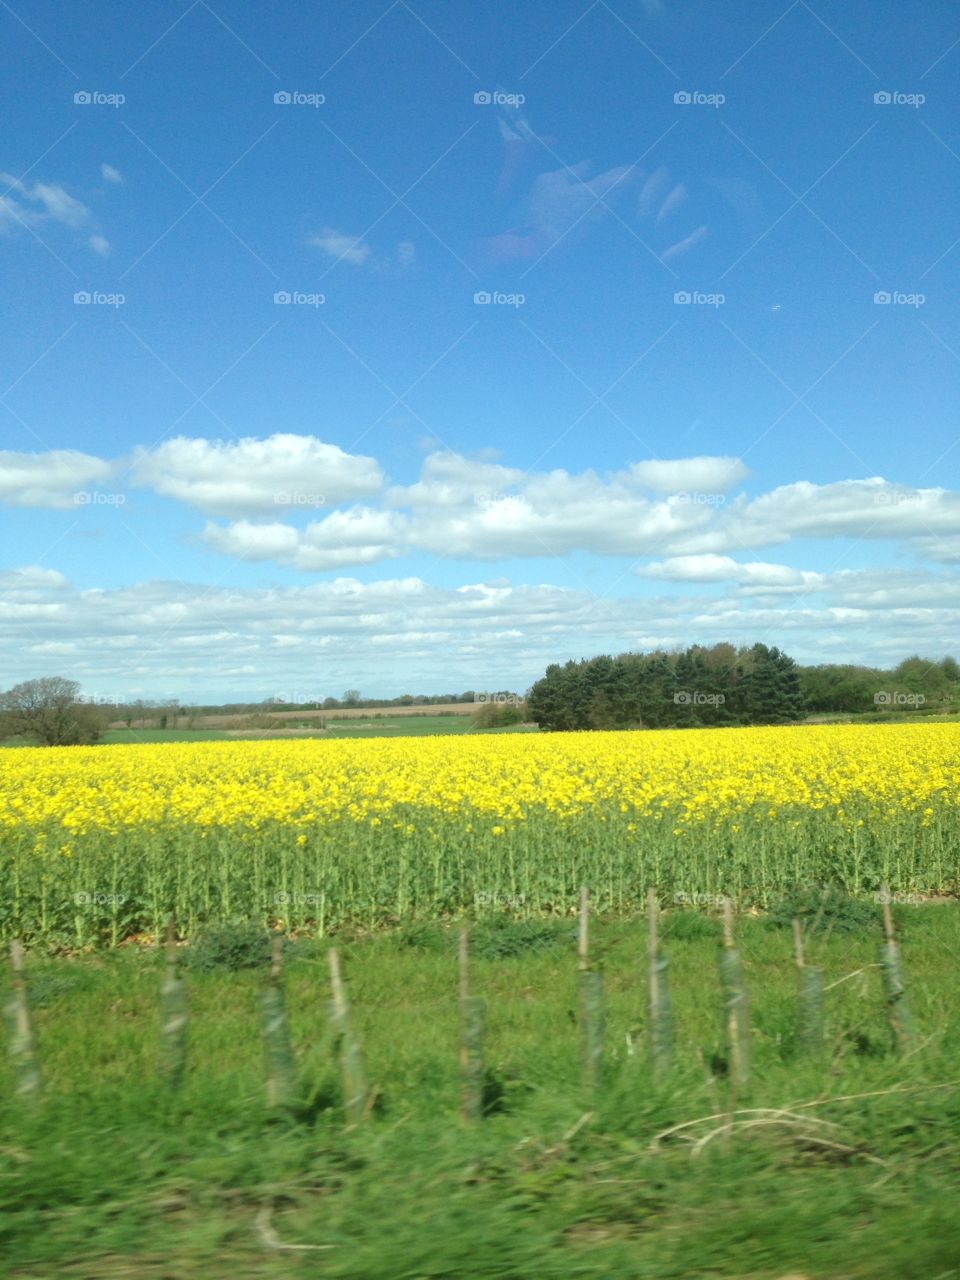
[95, 714, 536, 745]
[117, 702, 478, 731]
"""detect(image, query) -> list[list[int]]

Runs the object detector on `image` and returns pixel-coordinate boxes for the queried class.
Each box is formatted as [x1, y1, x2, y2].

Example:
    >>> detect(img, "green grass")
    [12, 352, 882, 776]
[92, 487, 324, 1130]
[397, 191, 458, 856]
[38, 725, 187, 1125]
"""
[324, 715, 537, 737]
[3, 906, 960, 1278]
[101, 728, 233, 744]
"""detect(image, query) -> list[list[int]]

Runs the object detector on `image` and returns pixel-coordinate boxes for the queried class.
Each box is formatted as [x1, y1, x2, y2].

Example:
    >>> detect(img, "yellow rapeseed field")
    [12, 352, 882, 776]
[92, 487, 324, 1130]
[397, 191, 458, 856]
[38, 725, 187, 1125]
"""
[1, 723, 957, 944]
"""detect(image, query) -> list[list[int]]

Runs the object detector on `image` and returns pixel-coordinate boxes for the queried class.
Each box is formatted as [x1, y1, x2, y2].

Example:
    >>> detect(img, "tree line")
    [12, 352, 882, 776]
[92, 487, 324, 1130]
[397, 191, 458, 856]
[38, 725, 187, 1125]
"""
[525, 645, 960, 730]
[2, 649, 958, 745]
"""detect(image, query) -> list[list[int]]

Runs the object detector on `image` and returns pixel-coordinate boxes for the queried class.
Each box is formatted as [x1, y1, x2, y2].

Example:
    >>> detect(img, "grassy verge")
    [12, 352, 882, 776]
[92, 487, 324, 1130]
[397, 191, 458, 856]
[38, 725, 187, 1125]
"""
[3, 905, 960, 1278]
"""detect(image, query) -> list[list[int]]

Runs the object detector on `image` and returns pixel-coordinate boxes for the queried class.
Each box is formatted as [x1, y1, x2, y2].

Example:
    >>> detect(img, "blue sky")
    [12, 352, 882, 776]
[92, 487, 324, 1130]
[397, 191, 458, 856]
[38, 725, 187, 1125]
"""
[2, 0, 959, 701]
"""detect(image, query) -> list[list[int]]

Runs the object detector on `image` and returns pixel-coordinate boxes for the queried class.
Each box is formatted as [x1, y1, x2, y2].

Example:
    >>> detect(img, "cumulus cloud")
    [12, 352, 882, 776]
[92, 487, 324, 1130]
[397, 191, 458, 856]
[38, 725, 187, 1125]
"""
[628, 457, 747, 493]
[637, 554, 825, 594]
[188, 452, 960, 571]
[3, 566, 960, 699]
[308, 227, 371, 265]
[723, 479, 960, 548]
[0, 449, 115, 508]
[131, 434, 383, 516]
[202, 508, 407, 571]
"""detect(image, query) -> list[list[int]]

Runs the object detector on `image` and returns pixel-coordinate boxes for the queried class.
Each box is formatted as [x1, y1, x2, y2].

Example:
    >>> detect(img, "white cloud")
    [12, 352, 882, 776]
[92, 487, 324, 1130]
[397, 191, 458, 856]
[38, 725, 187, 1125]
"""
[662, 225, 709, 259]
[309, 227, 371, 265]
[100, 164, 122, 184]
[722, 479, 960, 549]
[628, 456, 747, 493]
[0, 172, 112, 253]
[3, 566, 960, 699]
[656, 183, 687, 224]
[397, 240, 416, 266]
[202, 508, 407, 571]
[132, 434, 383, 516]
[0, 449, 115, 508]
[638, 554, 825, 593]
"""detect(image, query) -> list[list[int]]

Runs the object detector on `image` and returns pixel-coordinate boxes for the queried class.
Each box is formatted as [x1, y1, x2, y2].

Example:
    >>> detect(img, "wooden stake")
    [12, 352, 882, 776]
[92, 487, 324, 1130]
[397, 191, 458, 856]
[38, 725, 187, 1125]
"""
[792, 918, 805, 969]
[260, 934, 296, 1110]
[6, 939, 40, 1098]
[458, 926, 469, 1006]
[647, 890, 672, 1077]
[578, 885, 589, 972]
[327, 948, 369, 1125]
[792, 917, 824, 1057]
[718, 897, 750, 1091]
[457, 926, 485, 1123]
[578, 970, 604, 1096]
[881, 884, 895, 945]
[160, 916, 187, 1091]
[878, 883, 914, 1054]
[722, 896, 734, 949]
